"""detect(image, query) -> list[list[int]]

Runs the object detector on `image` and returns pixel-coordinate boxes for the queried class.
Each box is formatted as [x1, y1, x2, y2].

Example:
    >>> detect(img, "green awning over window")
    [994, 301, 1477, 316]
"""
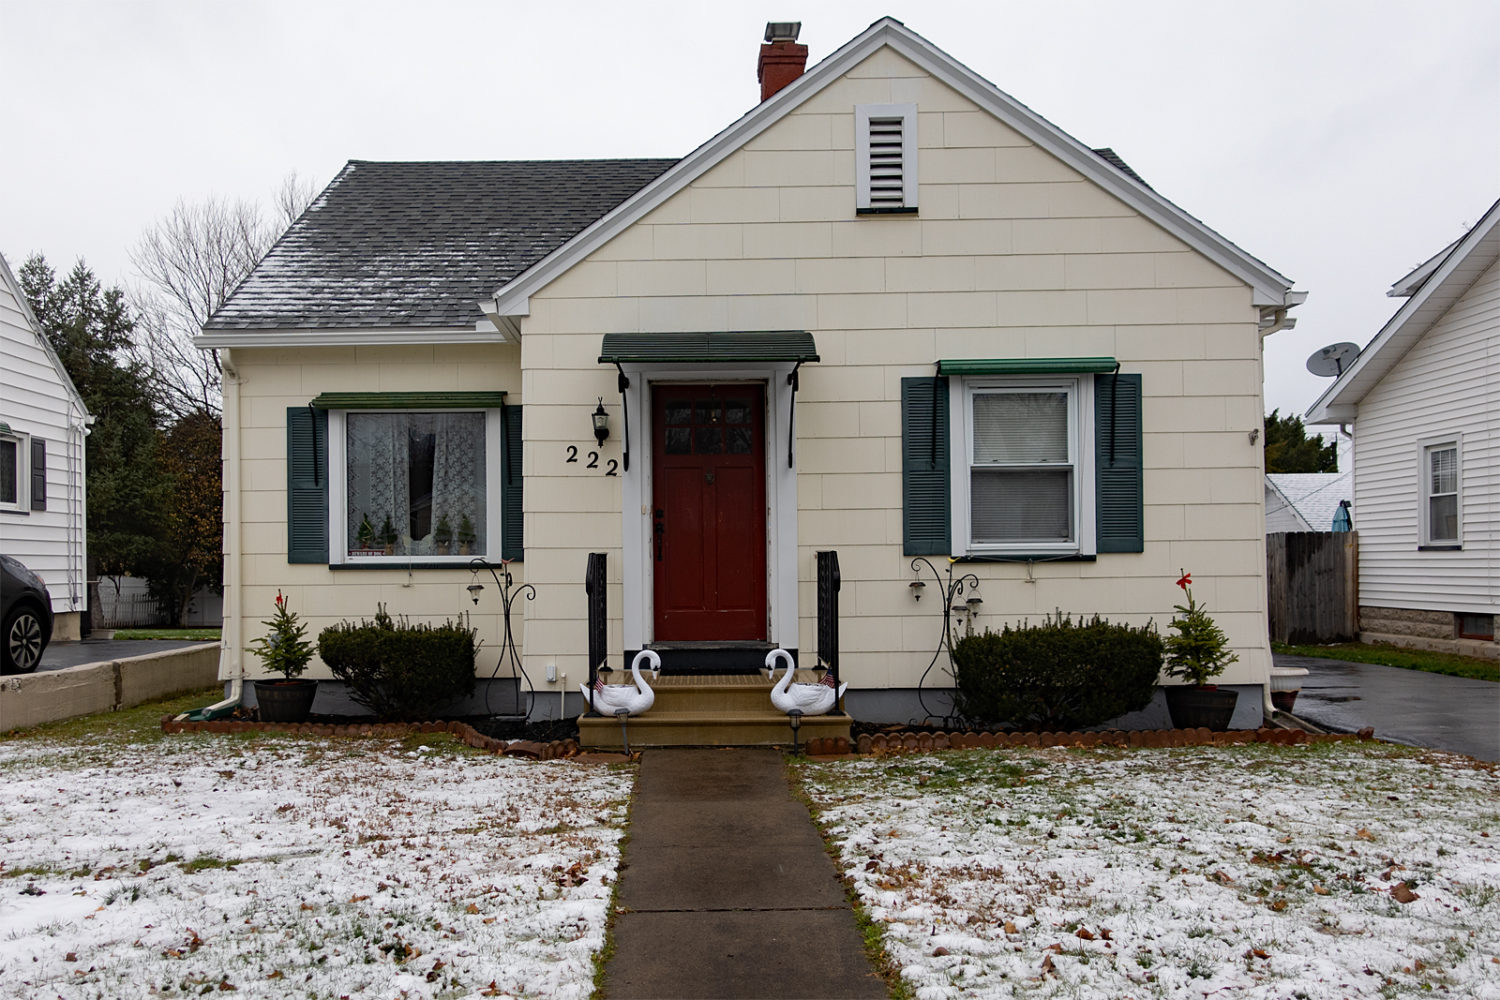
[598, 331, 819, 364]
[936, 357, 1118, 376]
[309, 391, 506, 410]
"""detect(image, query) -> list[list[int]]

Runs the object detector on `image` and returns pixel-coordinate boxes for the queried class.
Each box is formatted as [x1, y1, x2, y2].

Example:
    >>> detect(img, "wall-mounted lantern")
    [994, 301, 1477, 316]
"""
[592, 397, 610, 446]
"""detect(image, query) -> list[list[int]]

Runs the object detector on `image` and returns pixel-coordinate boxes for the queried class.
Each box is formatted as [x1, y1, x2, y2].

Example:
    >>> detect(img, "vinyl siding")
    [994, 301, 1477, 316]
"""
[1353, 257, 1500, 614]
[0, 261, 89, 612]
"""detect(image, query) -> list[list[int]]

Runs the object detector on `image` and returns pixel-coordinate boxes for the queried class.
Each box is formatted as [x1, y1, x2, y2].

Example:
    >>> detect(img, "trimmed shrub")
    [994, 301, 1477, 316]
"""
[952, 614, 1163, 731]
[317, 606, 477, 721]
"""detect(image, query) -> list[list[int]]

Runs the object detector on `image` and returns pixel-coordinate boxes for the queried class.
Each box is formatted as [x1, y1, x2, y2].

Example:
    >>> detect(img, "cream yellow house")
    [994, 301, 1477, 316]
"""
[199, 18, 1302, 732]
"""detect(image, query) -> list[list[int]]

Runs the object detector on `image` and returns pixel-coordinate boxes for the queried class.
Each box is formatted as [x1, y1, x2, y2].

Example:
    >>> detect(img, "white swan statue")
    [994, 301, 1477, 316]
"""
[767, 649, 847, 717]
[582, 649, 660, 716]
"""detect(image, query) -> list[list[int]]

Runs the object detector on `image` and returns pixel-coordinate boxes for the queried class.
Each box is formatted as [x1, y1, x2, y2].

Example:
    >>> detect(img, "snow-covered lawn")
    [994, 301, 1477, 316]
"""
[798, 744, 1500, 999]
[0, 723, 633, 1000]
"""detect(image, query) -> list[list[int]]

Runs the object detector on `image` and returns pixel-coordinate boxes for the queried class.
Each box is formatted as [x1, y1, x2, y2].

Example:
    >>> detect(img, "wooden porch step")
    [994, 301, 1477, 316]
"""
[578, 672, 851, 747]
[578, 709, 851, 748]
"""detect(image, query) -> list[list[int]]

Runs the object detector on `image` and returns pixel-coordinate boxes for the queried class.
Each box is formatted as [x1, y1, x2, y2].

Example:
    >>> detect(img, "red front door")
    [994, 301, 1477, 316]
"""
[652, 384, 767, 641]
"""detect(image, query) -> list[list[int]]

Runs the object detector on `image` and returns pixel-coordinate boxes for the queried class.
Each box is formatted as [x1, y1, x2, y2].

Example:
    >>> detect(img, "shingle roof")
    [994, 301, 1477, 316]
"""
[205, 159, 680, 331]
[1265, 471, 1352, 532]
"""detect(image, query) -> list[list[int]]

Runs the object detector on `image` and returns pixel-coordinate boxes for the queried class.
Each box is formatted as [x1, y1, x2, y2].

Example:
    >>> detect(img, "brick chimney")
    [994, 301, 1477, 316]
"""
[757, 22, 807, 101]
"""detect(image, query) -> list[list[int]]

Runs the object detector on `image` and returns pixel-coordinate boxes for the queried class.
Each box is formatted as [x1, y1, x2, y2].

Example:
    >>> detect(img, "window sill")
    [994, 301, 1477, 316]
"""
[1417, 544, 1462, 551]
[329, 560, 494, 571]
[956, 552, 1096, 563]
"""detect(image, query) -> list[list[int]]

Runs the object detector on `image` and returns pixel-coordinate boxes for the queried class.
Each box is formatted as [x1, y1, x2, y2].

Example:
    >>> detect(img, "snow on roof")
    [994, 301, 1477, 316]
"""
[1266, 470, 1352, 532]
[205, 158, 679, 331]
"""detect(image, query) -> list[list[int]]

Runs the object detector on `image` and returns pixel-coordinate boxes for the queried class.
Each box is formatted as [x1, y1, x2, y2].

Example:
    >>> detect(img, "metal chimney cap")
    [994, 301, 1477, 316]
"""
[764, 21, 802, 43]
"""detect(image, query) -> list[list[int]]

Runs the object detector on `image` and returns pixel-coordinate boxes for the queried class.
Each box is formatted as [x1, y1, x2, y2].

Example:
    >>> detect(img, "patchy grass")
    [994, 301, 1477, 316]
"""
[1274, 641, 1499, 681]
[111, 628, 222, 640]
[0, 708, 635, 999]
[796, 743, 1500, 999]
[0, 687, 221, 744]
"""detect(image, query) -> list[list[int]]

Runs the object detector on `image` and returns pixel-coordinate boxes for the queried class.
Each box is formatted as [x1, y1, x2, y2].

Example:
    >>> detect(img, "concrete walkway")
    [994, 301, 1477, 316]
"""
[602, 748, 886, 999]
[1276, 654, 1500, 763]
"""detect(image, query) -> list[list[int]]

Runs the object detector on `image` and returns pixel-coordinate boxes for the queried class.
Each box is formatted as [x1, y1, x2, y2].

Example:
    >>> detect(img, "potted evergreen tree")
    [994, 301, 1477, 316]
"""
[247, 591, 318, 723]
[1162, 570, 1240, 730]
[380, 514, 398, 555]
[434, 514, 454, 555]
[457, 514, 476, 556]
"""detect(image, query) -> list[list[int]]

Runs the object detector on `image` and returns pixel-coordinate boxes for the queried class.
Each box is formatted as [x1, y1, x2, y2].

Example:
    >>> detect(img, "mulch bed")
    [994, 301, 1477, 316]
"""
[162, 712, 1378, 763]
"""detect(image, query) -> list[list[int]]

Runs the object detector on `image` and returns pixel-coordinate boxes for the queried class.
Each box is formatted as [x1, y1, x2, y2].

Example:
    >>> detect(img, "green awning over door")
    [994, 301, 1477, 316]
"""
[598, 331, 819, 364]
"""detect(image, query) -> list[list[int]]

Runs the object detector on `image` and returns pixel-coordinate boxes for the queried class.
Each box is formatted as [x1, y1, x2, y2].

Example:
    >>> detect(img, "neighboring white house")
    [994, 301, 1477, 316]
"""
[198, 18, 1304, 730]
[1265, 471, 1351, 533]
[0, 251, 90, 638]
[1308, 198, 1499, 659]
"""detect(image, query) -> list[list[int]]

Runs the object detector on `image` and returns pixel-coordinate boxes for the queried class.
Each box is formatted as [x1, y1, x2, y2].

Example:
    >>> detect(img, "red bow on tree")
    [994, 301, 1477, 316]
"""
[1175, 571, 1191, 591]
[275, 590, 285, 609]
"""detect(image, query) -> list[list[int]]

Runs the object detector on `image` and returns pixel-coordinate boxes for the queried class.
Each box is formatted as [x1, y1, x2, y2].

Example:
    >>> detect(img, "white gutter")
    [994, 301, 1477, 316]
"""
[177, 347, 244, 719]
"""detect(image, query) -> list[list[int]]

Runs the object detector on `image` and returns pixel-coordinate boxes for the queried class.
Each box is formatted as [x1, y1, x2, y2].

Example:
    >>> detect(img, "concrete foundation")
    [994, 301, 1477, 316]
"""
[1359, 605, 1500, 661]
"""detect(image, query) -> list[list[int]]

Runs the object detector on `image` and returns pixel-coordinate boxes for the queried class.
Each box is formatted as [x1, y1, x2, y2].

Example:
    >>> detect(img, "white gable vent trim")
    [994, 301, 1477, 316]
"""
[856, 103, 918, 214]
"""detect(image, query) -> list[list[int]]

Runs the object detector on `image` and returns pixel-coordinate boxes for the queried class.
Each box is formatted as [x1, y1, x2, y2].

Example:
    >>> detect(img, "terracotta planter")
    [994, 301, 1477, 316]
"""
[254, 679, 318, 723]
[1164, 685, 1238, 731]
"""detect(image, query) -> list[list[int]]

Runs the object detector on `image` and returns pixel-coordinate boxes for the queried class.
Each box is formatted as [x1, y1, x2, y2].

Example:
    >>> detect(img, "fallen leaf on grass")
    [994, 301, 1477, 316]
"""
[1392, 882, 1419, 904]
[1040, 954, 1056, 977]
[1356, 828, 1375, 841]
[466, 903, 481, 914]
[1270, 899, 1288, 912]
[1003, 921, 1017, 934]
[1075, 928, 1095, 940]
[1313, 885, 1330, 895]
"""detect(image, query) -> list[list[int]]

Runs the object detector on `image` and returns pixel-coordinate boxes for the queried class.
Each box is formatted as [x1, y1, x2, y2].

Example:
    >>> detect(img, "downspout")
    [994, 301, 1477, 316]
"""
[178, 348, 244, 720]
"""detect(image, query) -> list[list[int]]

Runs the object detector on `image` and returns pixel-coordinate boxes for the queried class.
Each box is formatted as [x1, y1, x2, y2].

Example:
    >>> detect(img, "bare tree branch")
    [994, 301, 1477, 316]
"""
[129, 177, 317, 419]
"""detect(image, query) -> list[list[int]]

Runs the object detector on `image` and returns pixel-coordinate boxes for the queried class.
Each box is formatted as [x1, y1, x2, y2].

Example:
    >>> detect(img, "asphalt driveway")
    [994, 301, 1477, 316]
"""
[1276, 653, 1500, 763]
[36, 638, 211, 672]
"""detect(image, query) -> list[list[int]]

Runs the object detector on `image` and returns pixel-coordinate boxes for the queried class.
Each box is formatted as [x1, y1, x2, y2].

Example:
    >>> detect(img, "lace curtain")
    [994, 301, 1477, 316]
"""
[345, 412, 486, 556]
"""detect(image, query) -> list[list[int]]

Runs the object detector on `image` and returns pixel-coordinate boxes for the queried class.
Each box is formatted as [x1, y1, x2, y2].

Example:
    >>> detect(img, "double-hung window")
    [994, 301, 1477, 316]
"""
[951, 377, 1095, 556]
[286, 394, 522, 566]
[328, 409, 500, 563]
[902, 366, 1140, 559]
[1420, 438, 1460, 547]
[0, 428, 27, 512]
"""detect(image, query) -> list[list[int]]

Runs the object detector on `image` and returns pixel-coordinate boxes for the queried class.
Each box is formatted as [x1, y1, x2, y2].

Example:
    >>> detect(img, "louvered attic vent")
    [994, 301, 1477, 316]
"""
[857, 103, 918, 214]
[858, 103, 912, 215]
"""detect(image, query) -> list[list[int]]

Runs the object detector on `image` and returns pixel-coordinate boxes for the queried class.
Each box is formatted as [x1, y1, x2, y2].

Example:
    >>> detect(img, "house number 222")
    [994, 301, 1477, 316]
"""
[565, 445, 618, 476]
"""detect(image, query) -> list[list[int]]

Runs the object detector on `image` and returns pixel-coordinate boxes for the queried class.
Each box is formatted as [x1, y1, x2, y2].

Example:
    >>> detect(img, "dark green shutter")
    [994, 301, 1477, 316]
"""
[500, 406, 524, 561]
[1095, 373, 1143, 553]
[286, 406, 329, 564]
[901, 377, 951, 556]
[29, 438, 46, 511]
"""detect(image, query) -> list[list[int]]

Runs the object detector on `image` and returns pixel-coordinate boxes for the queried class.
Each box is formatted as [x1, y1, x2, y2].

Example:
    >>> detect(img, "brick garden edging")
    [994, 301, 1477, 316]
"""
[160, 716, 580, 761]
[805, 725, 1379, 758]
[162, 716, 1378, 760]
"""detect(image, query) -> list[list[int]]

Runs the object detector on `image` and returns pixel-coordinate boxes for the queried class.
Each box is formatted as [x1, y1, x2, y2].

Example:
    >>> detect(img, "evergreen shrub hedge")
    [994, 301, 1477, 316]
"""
[317, 606, 477, 721]
[952, 614, 1163, 731]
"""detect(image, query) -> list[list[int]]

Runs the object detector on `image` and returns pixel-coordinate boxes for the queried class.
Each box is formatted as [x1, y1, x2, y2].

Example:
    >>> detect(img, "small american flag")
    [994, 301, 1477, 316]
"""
[593, 675, 606, 692]
[820, 671, 837, 689]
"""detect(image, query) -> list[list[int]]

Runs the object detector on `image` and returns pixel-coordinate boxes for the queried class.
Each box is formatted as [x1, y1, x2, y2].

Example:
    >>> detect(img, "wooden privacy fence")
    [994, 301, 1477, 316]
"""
[1267, 531, 1358, 644]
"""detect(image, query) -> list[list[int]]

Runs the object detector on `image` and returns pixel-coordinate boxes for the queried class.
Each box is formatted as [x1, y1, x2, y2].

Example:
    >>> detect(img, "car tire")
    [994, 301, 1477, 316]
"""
[3, 603, 45, 674]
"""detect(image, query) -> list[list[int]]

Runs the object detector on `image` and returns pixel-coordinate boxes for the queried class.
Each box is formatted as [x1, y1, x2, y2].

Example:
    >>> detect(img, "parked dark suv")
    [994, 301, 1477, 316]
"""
[1, 554, 52, 674]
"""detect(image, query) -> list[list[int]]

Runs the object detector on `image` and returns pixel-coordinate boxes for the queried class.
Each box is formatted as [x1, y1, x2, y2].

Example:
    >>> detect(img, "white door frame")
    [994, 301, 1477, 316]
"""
[618, 362, 799, 652]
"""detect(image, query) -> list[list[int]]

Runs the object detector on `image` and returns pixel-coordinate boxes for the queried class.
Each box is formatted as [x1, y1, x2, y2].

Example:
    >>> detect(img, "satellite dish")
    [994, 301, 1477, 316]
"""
[1306, 342, 1360, 377]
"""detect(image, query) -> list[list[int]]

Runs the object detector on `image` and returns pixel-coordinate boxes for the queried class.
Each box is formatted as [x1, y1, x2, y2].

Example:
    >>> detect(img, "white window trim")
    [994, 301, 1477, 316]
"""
[1418, 435, 1461, 548]
[0, 428, 29, 513]
[855, 102, 918, 213]
[949, 376, 1096, 557]
[326, 408, 503, 565]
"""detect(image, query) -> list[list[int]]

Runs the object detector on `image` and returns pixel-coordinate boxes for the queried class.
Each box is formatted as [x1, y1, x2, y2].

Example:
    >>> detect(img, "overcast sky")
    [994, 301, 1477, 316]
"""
[3, 0, 1496, 420]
